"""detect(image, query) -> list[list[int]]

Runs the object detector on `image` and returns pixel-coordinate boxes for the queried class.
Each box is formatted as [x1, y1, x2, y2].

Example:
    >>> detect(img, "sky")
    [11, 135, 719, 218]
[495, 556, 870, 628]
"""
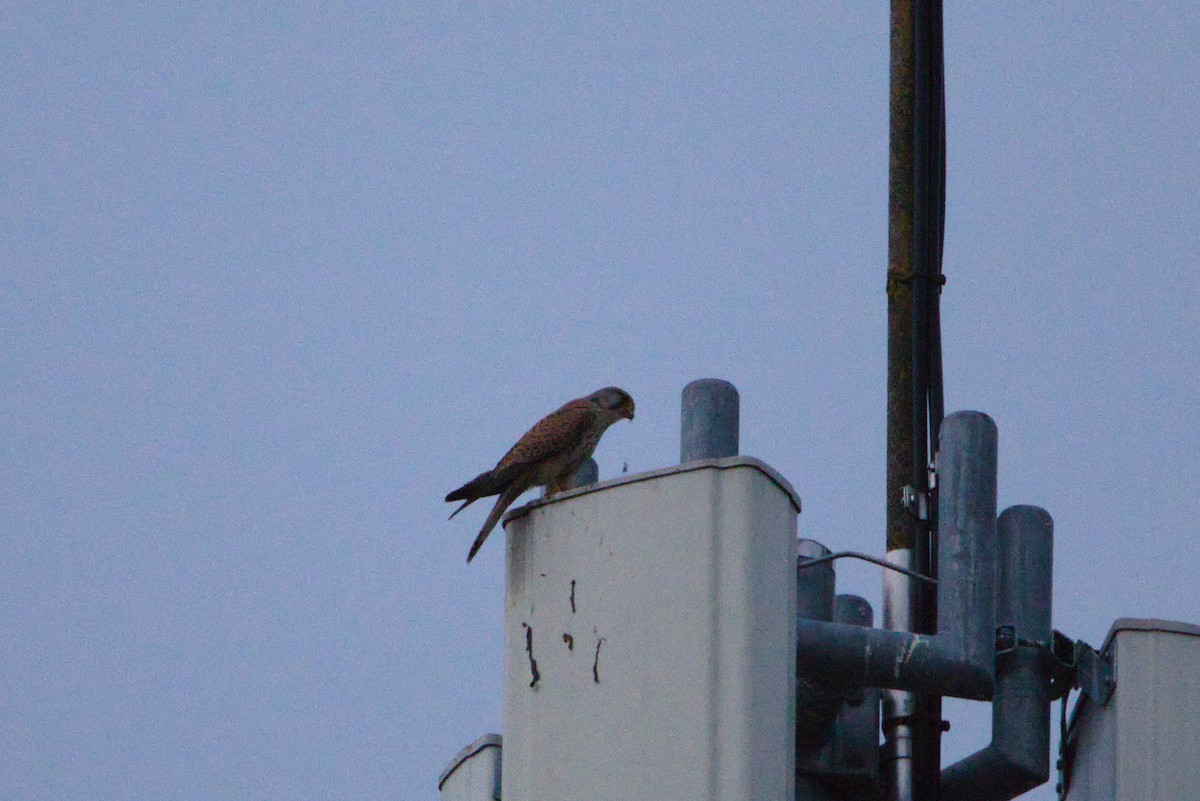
[3, 3, 1198, 800]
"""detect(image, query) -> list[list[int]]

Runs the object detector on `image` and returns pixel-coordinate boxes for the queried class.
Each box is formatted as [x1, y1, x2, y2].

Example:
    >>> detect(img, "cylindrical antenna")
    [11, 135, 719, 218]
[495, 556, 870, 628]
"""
[572, 458, 599, 489]
[940, 506, 1054, 798]
[833, 594, 880, 784]
[935, 411, 998, 681]
[796, 539, 841, 752]
[797, 539, 836, 622]
[834, 594, 874, 628]
[680, 379, 739, 463]
[996, 506, 1053, 640]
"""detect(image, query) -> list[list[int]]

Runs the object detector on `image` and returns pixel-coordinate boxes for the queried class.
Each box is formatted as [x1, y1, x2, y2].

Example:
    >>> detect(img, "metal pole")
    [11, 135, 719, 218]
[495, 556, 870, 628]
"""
[910, 2, 946, 793]
[935, 412, 998, 680]
[797, 539, 836, 622]
[796, 540, 842, 752]
[796, 544, 839, 801]
[680, 379, 740, 463]
[882, 553, 917, 801]
[832, 595, 881, 785]
[941, 506, 1054, 800]
[887, 0, 946, 795]
[885, 1, 920, 797]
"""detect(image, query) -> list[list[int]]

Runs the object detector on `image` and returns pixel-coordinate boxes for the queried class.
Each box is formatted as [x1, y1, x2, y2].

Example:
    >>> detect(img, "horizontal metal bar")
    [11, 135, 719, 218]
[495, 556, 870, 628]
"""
[796, 550, 938, 585]
[796, 618, 992, 701]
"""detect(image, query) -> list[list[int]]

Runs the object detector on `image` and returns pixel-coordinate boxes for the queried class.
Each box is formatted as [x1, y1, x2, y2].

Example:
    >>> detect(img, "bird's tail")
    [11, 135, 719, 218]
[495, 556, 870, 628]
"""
[446, 464, 525, 519]
[447, 498, 473, 520]
[446, 470, 498, 519]
[445, 470, 492, 503]
[467, 482, 524, 563]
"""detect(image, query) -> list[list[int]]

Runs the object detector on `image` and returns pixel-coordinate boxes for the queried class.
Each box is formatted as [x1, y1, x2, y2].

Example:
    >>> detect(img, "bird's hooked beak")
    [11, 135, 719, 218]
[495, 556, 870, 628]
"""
[623, 399, 635, 421]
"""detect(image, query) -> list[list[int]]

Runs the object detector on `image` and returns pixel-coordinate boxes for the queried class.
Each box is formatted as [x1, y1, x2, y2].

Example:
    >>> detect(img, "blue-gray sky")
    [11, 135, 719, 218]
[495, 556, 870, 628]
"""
[3, 4, 1197, 800]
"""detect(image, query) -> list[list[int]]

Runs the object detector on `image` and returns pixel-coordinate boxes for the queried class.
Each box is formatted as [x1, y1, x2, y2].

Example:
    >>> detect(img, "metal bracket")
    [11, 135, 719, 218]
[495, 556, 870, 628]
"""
[995, 624, 1049, 653]
[1047, 630, 1077, 701]
[901, 484, 930, 521]
[1052, 639, 1115, 800]
[1051, 634, 1116, 800]
[1073, 641, 1115, 706]
[995, 623, 1021, 655]
[899, 455, 937, 522]
[994, 627, 1114, 707]
[1043, 629, 1114, 706]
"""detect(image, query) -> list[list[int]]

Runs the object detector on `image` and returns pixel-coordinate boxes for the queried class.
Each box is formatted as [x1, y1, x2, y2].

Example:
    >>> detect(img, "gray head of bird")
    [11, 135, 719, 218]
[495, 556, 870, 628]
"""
[589, 386, 635, 421]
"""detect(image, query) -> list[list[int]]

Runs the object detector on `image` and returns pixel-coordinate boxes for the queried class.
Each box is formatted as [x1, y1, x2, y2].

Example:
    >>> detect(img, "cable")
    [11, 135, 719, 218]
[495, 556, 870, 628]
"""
[796, 550, 938, 585]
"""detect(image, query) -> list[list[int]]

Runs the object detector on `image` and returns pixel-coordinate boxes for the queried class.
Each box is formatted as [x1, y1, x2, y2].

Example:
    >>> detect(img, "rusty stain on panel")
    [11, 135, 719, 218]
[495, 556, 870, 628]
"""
[523, 623, 540, 688]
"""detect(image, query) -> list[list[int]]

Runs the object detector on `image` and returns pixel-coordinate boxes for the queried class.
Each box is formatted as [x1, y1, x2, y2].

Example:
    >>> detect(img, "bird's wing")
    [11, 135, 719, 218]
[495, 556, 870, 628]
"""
[495, 400, 597, 471]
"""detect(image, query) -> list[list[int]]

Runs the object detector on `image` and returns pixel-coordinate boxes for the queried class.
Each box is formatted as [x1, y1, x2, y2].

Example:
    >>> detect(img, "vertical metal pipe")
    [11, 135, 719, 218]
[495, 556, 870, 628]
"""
[888, 0, 947, 794]
[832, 595, 881, 782]
[940, 506, 1054, 800]
[909, 3, 947, 790]
[796, 540, 841, 752]
[885, 0, 919, 795]
[797, 540, 836, 622]
[797, 596, 881, 800]
[885, 0, 917, 554]
[993, 505, 1053, 778]
[996, 506, 1053, 641]
[935, 411, 998, 687]
[680, 379, 739, 463]
[882, 549, 916, 801]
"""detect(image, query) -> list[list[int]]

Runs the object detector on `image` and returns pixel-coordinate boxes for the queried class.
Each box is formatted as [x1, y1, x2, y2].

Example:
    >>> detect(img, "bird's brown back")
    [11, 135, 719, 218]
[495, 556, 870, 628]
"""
[495, 399, 597, 471]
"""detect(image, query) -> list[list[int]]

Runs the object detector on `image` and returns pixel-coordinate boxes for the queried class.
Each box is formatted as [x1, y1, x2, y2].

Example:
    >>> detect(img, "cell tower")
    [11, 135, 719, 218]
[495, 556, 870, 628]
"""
[438, 4, 1200, 799]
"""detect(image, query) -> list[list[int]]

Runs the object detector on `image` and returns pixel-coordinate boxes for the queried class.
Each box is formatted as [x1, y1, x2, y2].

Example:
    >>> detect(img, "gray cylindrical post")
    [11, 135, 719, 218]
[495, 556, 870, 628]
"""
[834, 594, 873, 628]
[935, 411, 998, 694]
[797, 594, 878, 797]
[996, 505, 1053, 641]
[941, 506, 1054, 800]
[796, 539, 840, 752]
[797, 539, 835, 622]
[680, 379, 739, 463]
[571, 458, 599, 489]
[882, 548, 916, 801]
[831, 595, 880, 782]
[992, 506, 1053, 782]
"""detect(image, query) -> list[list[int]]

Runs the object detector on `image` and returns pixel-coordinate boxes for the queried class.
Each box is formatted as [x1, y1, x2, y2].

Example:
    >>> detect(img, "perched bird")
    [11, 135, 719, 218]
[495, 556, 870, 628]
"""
[447, 387, 635, 562]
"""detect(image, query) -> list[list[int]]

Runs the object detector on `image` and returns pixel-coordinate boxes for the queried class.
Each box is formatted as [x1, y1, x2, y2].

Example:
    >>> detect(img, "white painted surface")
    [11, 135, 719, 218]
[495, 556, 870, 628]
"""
[1065, 619, 1200, 801]
[501, 457, 800, 801]
[438, 734, 502, 801]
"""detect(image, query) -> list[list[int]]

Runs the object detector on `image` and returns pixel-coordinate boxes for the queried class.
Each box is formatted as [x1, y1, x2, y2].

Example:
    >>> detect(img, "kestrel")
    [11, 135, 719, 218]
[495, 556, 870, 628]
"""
[446, 387, 635, 563]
